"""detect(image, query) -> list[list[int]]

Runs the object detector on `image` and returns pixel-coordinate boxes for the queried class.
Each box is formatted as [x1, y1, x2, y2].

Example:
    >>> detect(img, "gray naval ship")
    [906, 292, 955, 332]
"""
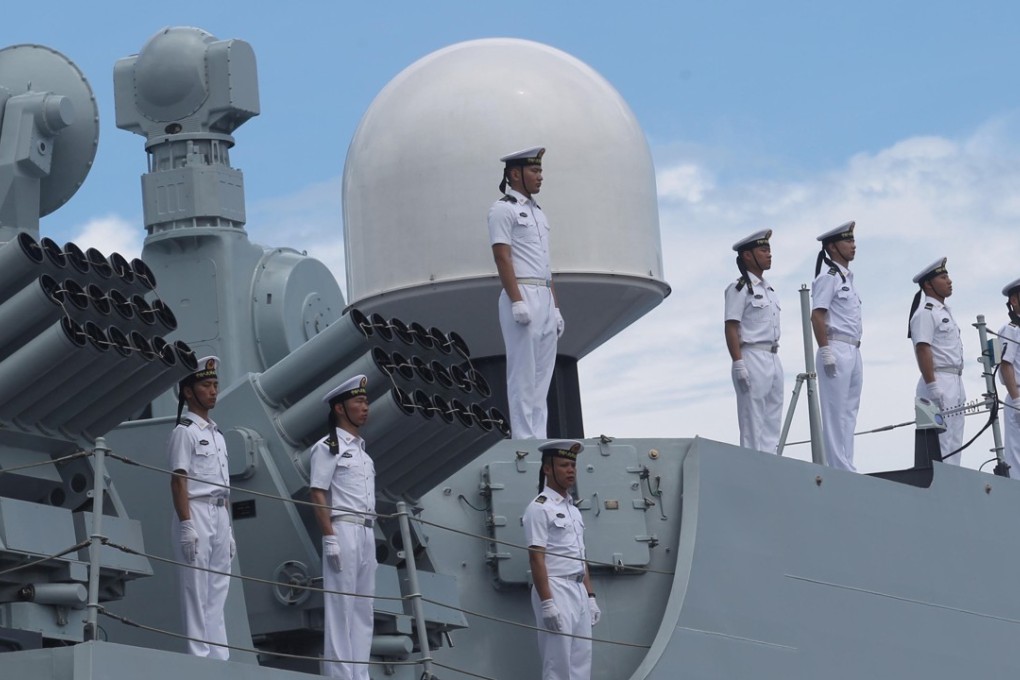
[0, 25, 1017, 680]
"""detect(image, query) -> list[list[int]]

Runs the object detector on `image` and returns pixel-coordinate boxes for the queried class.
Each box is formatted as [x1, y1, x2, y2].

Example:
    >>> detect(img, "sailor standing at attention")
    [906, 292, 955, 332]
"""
[724, 229, 784, 454]
[168, 356, 234, 659]
[810, 221, 864, 471]
[308, 374, 377, 680]
[996, 278, 1020, 478]
[488, 146, 563, 439]
[523, 440, 600, 680]
[909, 258, 966, 464]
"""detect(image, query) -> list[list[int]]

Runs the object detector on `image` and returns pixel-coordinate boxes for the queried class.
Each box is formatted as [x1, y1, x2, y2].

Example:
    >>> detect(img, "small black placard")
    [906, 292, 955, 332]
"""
[232, 499, 256, 520]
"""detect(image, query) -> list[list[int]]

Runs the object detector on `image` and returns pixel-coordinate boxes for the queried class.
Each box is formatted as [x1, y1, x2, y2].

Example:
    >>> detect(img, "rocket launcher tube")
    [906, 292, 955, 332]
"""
[13, 325, 130, 427]
[0, 274, 65, 362]
[76, 338, 196, 441]
[0, 232, 48, 305]
[52, 332, 160, 431]
[255, 309, 373, 408]
[5, 322, 109, 423]
[372, 394, 463, 479]
[0, 317, 87, 420]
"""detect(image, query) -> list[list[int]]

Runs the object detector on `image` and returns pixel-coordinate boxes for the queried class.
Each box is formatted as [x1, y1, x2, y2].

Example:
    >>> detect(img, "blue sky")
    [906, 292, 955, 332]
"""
[5, 1, 1020, 472]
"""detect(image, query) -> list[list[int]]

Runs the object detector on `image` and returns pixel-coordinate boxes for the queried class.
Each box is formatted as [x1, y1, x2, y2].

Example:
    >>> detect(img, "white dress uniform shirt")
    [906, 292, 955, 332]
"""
[910, 296, 966, 463]
[998, 322, 1020, 479]
[725, 273, 784, 454]
[167, 412, 232, 659]
[812, 264, 864, 472]
[489, 187, 558, 439]
[309, 427, 377, 680]
[523, 486, 592, 680]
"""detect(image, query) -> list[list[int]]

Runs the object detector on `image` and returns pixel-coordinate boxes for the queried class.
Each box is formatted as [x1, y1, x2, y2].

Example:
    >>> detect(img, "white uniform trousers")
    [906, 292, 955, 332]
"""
[499, 286, 557, 439]
[531, 577, 592, 680]
[1003, 396, 1020, 480]
[917, 373, 966, 465]
[817, 342, 864, 472]
[172, 501, 231, 659]
[734, 349, 784, 454]
[322, 521, 377, 680]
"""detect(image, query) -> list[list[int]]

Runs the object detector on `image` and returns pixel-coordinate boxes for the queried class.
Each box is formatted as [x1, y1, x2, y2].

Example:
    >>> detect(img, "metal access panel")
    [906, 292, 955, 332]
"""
[486, 440, 651, 585]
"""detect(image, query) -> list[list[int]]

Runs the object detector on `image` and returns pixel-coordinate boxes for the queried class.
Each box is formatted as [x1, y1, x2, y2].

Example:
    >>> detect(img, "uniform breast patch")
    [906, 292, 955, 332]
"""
[535, 495, 547, 504]
[519, 212, 527, 217]
[942, 318, 949, 323]
[198, 439, 209, 445]
[556, 513, 566, 518]
[841, 286, 849, 291]
[341, 452, 353, 458]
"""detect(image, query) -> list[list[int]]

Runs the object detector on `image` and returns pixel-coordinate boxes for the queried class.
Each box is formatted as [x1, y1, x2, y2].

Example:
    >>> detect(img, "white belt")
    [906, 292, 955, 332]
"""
[828, 333, 861, 347]
[517, 277, 552, 287]
[741, 341, 779, 353]
[550, 572, 585, 583]
[192, 496, 228, 507]
[935, 366, 963, 376]
[332, 514, 374, 528]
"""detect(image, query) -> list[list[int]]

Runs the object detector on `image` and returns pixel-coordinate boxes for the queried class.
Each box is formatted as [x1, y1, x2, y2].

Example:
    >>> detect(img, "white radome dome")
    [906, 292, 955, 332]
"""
[343, 38, 669, 359]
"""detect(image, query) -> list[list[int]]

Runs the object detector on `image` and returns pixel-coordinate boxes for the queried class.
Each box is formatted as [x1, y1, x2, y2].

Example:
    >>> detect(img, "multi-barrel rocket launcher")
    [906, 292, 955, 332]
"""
[0, 44, 202, 647]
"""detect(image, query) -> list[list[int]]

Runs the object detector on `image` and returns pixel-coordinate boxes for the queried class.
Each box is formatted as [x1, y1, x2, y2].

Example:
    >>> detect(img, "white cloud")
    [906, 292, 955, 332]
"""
[579, 118, 1020, 475]
[69, 214, 143, 259]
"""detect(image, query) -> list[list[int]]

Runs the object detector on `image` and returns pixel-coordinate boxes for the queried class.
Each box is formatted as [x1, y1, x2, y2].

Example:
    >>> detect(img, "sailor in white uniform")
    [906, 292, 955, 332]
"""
[724, 229, 784, 454]
[309, 375, 377, 680]
[523, 440, 600, 680]
[909, 257, 966, 464]
[811, 221, 864, 472]
[997, 278, 1020, 479]
[488, 146, 563, 439]
[168, 356, 234, 659]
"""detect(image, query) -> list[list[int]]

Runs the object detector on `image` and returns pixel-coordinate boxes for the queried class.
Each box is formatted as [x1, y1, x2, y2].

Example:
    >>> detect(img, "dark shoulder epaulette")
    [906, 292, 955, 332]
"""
[533, 202, 541, 210]
[827, 266, 839, 276]
[735, 278, 746, 292]
[499, 195, 517, 203]
[924, 302, 934, 310]
[535, 495, 547, 504]
[1010, 322, 1018, 328]
[325, 437, 338, 451]
[178, 417, 193, 427]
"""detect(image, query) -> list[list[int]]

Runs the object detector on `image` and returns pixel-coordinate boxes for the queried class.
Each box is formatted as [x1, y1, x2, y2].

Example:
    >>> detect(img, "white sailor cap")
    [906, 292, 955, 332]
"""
[817, 220, 855, 243]
[912, 257, 949, 284]
[538, 439, 584, 461]
[181, 356, 219, 386]
[1003, 277, 1020, 296]
[732, 228, 773, 252]
[323, 374, 368, 404]
[500, 146, 545, 166]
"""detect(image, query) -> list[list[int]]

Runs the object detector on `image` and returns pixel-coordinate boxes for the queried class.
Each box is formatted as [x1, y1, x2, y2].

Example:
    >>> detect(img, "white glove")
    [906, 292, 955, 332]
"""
[554, 308, 565, 338]
[926, 382, 945, 411]
[229, 527, 236, 560]
[818, 345, 837, 378]
[323, 535, 342, 572]
[511, 300, 531, 325]
[589, 596, 601, 626]
[732, 360, 751, 394]
[179, 520, 198, 564]
[540, 598, 563, 632]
